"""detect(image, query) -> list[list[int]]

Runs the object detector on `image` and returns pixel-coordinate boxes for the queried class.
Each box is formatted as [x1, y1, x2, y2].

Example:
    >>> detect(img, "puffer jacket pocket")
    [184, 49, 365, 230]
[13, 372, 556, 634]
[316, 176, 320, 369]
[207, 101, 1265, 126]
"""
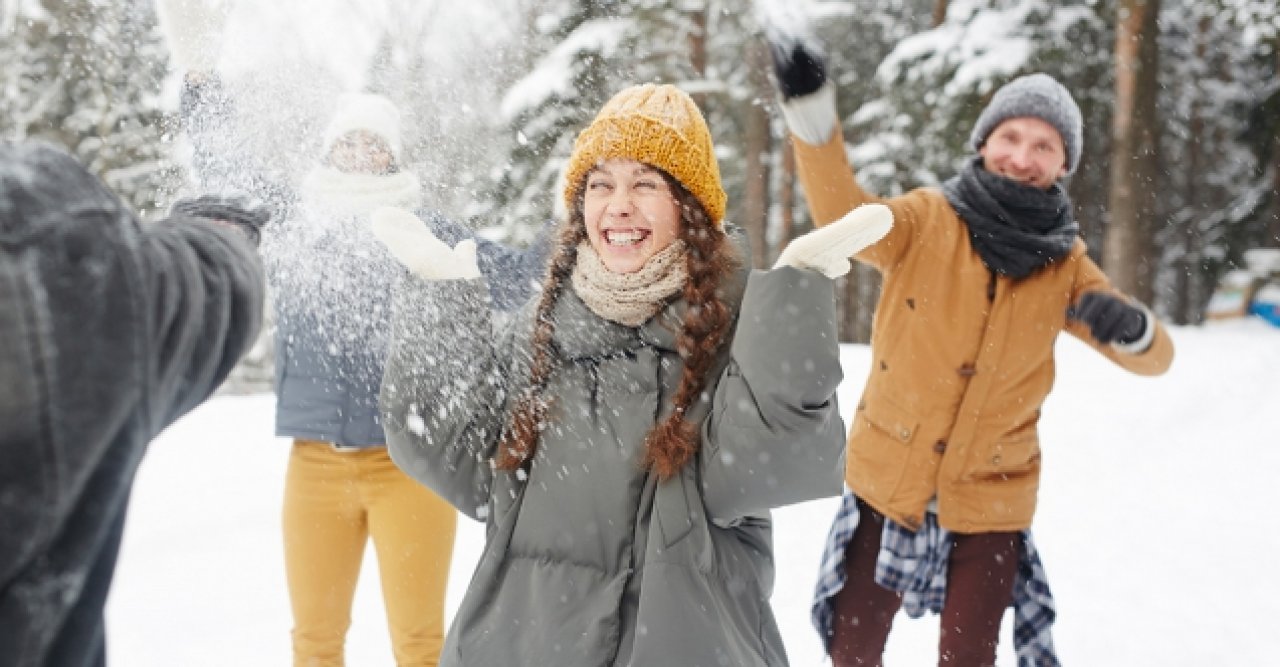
[457, 556, 628, 666]
[630, 559, 771, 667]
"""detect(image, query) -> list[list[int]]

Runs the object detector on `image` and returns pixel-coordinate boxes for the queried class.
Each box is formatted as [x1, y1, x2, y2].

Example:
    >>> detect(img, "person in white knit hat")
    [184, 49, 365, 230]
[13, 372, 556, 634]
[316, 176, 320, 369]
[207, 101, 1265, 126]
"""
[268, 91, 461, 667]
[157, 3, 548, 665]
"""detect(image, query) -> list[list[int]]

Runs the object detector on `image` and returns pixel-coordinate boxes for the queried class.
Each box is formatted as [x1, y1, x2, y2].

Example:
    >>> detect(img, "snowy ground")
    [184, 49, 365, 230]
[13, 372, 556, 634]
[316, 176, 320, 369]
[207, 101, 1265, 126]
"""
[108, 319, 1280, 665]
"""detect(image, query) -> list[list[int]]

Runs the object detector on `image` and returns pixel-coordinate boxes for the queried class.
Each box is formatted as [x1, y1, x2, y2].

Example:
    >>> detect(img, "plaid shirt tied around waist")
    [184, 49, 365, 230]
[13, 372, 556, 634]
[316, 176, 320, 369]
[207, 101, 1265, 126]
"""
[811, 492, 1060, 666]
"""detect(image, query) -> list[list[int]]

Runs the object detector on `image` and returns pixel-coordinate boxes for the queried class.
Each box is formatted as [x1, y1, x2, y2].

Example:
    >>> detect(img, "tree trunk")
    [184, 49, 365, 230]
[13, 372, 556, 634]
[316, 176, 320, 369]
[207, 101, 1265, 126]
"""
[1173, 12, 1209, 325]
[686, 5, 708, 107]
[742, 39, 772, 268]
[1105, 0, 1162, 304]
[777, 140, 796, 265]
[932, 0, 950, 28]
[839, 265, 879, 344]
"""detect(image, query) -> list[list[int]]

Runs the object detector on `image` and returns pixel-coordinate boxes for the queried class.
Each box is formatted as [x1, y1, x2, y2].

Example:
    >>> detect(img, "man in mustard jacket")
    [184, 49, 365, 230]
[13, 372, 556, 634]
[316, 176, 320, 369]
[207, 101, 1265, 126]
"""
[768, 31, 1173, 667]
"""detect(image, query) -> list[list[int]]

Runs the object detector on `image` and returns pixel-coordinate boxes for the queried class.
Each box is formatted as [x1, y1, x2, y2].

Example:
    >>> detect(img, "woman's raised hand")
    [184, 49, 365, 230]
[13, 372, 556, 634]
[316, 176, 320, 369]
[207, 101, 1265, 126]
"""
[370, 207, 480, 280]
[773, 204, 893, 278]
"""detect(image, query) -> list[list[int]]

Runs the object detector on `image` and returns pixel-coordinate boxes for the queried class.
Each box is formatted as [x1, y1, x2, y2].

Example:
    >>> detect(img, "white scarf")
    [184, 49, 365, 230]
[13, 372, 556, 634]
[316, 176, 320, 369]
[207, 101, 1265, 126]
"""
[299, 166, 422, 218]
[571, 240, 688, 327]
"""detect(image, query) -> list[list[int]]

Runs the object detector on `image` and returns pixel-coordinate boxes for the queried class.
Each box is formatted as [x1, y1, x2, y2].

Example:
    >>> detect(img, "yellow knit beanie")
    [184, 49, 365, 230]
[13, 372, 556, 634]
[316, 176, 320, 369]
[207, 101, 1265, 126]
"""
[562, 83, 726, 225]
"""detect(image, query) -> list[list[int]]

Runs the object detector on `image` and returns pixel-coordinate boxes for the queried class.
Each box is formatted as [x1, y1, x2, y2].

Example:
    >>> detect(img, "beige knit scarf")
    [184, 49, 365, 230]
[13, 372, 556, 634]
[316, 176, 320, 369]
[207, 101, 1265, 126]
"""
[571, 240, 688, 327]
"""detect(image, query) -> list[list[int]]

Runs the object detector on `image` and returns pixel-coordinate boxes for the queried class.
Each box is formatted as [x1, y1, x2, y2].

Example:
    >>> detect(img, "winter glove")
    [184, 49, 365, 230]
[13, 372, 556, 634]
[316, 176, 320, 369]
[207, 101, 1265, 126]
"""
[169, 194, 270, 246]
[762, 10, 838, 145]
[773, 204, 893, 278]
[1067, 291, 1150, 347]
[370, 207, 480, 280]
[156, 0, 233, 72]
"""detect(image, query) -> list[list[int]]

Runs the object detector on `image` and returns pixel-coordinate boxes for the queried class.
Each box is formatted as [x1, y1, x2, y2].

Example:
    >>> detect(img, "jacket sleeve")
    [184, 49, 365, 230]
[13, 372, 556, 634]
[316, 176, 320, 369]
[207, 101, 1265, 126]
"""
[381, 277, 519, 520]
[790, 128, 919, 272]
[700, 266, 847, 525]
[1065, 248, 1174, 375]
[141, 218, 265, 435]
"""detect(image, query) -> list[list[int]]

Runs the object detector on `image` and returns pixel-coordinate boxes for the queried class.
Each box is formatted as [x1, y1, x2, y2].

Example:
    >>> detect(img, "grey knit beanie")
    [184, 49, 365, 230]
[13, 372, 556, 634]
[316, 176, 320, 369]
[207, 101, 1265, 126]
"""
[969, 73, 1083, 175]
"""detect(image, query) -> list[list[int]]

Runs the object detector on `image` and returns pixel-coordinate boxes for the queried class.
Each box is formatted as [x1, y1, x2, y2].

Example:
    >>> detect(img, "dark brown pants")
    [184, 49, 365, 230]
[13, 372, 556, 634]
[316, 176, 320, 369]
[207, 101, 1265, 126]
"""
[829, 499, 1020, 667]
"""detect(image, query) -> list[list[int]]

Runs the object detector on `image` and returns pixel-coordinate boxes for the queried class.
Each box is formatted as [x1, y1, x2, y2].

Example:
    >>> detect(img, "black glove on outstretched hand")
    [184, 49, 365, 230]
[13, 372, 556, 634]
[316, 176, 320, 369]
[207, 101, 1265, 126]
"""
[767, 36, 828, 100]
[761, 15, 838, 145]
[1067, 291, 1147, 345]
[170, 195, 271, 246]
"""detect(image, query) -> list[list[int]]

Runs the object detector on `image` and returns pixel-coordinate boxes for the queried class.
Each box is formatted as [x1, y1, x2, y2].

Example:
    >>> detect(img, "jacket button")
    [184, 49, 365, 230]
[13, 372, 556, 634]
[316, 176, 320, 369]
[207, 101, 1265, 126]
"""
[957, 363, 977, 377]
[933, 440, 947, 454]
[991, 454, 1002, 465]
[899, 428, 912, 440]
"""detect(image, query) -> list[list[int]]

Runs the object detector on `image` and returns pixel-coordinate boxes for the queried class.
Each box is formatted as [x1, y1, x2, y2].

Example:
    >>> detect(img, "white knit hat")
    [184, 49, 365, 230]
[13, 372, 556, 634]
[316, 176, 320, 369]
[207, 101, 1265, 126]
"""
[321, 93, 403, 159]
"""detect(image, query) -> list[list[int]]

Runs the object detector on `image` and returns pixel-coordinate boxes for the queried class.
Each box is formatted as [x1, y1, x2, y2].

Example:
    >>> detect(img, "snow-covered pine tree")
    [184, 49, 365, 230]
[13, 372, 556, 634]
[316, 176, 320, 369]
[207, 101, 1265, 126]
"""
[1155, 0, 1270, 323]
[1, 0, 177, 215]
[622, 1, 776, 264]
[474, 0, 633, 241]
[1230, 0, 1280, 254]
[360, 2, 519, 223]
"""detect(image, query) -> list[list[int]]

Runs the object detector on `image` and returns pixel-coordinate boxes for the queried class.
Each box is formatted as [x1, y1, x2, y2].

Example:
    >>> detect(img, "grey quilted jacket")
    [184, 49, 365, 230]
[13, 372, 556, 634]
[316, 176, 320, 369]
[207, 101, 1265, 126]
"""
[382, 232, 846, 666]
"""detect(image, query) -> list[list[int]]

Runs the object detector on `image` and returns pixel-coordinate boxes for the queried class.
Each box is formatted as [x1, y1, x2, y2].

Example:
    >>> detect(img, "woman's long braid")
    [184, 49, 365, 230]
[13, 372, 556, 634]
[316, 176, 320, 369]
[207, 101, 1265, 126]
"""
[494, 209, 586, 472]
[643, 181, 737, 480]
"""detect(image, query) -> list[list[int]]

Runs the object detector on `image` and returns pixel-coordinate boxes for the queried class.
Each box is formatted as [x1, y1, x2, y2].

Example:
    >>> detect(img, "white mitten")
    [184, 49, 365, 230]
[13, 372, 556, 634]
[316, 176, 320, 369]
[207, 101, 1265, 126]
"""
[773, 204, 893, 278]
[156, 0, 233, 71]
[370, 207, 481, 280]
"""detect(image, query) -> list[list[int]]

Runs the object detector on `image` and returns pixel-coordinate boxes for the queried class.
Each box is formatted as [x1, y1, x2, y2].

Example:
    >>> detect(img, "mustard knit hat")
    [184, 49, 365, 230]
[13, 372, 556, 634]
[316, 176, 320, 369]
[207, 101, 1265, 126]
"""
[562, 83, 726, 225]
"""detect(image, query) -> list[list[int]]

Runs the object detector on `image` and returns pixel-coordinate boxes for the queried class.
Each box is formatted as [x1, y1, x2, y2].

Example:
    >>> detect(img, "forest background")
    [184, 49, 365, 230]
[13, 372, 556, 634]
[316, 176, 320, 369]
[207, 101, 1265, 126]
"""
[3, 0, 1278, 389]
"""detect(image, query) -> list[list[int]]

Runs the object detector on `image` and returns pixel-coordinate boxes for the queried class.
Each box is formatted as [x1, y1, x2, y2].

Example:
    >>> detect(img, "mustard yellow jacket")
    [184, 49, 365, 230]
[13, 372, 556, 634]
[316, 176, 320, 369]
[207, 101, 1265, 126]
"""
[793, 131, 1174, 533]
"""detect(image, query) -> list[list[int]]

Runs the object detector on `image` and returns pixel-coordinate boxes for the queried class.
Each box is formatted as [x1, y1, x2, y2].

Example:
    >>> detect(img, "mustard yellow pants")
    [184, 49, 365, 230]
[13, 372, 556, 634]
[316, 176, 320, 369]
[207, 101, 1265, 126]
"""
[283, 439, 456, 667]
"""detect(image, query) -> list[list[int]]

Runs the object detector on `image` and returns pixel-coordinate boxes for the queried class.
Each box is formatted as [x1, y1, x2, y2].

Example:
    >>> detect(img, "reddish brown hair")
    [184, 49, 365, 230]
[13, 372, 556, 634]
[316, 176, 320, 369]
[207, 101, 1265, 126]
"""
[495, 171, 739, 479]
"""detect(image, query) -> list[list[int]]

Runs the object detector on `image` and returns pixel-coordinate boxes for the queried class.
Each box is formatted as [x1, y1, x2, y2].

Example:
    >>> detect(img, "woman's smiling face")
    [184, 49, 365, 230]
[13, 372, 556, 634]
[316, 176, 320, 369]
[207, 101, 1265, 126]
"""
[582, 160, 682, 274]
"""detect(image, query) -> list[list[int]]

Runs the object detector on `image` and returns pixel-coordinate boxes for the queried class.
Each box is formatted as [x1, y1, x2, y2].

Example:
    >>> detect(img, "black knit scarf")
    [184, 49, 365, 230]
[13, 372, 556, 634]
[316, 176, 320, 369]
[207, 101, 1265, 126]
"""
[941, 156, 1079, 279]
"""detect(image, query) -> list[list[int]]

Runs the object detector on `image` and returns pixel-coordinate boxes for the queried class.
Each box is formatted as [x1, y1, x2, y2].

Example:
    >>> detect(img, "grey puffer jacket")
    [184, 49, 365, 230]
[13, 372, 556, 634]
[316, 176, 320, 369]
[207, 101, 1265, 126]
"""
[382, 232, 846, 666]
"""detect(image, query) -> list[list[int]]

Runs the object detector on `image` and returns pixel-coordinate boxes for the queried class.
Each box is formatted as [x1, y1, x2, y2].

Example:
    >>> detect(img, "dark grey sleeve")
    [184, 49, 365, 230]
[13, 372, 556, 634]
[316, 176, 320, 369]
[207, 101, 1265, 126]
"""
[140, 219, 265, 433]
[700, 267, 847, 525]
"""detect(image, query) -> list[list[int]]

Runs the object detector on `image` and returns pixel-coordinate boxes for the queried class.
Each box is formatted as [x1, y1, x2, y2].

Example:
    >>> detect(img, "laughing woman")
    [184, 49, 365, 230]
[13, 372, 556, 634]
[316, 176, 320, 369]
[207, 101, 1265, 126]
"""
[373, 83, 892, 666]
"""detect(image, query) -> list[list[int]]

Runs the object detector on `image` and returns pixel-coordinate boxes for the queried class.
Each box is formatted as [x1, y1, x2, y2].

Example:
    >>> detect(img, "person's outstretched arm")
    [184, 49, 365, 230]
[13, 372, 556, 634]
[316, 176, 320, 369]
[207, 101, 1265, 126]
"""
[141, 198, 268, 431]
[764, 19, 918, 271]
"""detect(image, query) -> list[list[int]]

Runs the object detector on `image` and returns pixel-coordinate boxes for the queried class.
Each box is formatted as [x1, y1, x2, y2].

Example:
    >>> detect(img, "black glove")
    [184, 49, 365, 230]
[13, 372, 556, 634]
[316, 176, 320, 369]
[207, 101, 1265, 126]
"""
[169, 194, 271, 246]
[757, 12, 829, 100]
[764, 27, 828, 100]
[1067, 292, 1147, 345]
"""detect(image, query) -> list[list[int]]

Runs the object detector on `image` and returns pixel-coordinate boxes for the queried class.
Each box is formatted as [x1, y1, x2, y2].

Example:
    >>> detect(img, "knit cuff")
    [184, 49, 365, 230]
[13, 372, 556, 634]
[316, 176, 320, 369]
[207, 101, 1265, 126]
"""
[780, 84, 838, 146]
[1111, 304, 1156, 355]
